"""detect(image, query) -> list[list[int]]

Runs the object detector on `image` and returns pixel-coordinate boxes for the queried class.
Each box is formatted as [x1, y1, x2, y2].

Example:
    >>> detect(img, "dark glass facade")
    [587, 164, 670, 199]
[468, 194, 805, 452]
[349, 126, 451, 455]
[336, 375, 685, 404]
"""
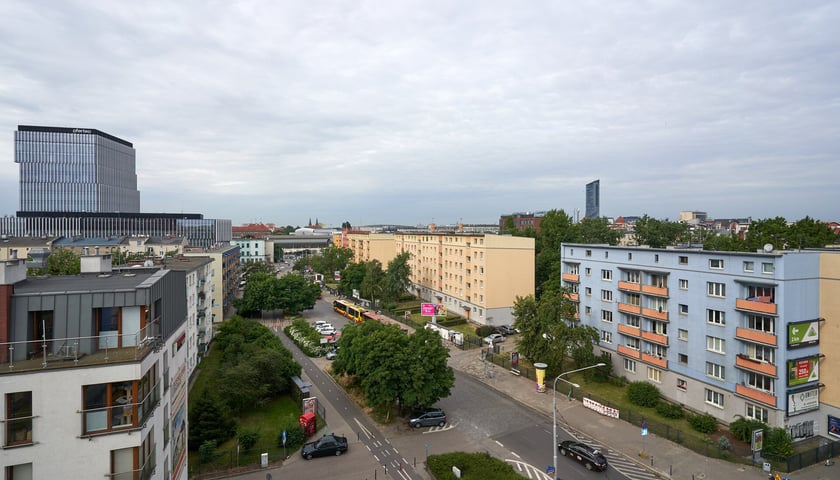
[15, 126, 140, 213]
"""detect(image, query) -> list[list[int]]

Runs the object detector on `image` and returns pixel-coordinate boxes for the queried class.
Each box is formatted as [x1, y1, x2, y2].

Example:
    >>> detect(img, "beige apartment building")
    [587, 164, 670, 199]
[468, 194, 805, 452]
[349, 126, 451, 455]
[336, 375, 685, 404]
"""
[347, 232, 534, 326]
[820, 253, 840, 436]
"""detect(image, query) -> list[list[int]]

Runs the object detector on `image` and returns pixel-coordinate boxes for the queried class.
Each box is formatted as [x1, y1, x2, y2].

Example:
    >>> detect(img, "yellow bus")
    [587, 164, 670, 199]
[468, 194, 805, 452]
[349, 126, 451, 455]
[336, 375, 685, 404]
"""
[346, 305, 366, 323]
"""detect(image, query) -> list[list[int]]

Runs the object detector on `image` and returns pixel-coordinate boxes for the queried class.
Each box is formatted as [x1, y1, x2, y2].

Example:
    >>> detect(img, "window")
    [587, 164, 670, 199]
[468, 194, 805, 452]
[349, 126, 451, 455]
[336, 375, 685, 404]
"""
[624, 358, 636, 373]
[585, 287, 592, 296]
[601, 290, 613, 302]
[625, 315, 641, 328]
[709, 259, 724, 269]
[678, 256, 688, 265]
[678, 329, 688, 341]
[679, 304, 688, 315]
[746, 344, 775, 363]
[762, 262, 774, 274]
[705, 389, 725, 408]
[677, 378, 687, 391]
[585, 267, 591, 276]
[601, 330, 612, 344]
[625, 271, 641, 283]
[651, 274, 667, 288]
[679, 279, 688, 290]
[601, 310, 613, 323]
[568, 264, 579, 275]
[745, 403, 769, 423]
[678, 353, 688, 365]
[747, 314, 775, 334]
[628, 252, 633, 260]
[625, 337, 641, 350]
[707, 282, 726, 297]
[601, 269, 612, 281]
[706, 336, 726, 354]
[605, 251, 609, 259]
[707, 309, 725, 326]
[584, 306, 592, 314]
[585, 250, 592, 257]
[747, 372, 774, 393]
[83, 381, 137, 434]
[626, 293, 641, 306]
[5, 391, 33, 446]
[653, 321, 668, 335]
[654, 254, 659, 263]
[706, 362, 726, 380]
[647, 367, 661, 383]
[743, 261, 754, 272]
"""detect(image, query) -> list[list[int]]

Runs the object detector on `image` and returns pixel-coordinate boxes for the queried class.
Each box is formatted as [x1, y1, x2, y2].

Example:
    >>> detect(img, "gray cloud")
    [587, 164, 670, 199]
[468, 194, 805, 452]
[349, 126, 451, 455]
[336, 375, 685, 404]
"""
[1, 0, 838, 226]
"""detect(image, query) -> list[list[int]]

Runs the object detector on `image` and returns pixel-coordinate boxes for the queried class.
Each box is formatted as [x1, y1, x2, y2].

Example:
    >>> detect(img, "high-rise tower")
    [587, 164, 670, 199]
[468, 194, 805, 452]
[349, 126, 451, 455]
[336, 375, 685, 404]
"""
[585, 179, 600, 219]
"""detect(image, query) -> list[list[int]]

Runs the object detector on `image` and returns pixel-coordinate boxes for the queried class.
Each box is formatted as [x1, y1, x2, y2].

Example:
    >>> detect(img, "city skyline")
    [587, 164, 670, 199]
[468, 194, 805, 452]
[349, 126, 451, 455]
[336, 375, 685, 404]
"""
[1, 1, 838, 227]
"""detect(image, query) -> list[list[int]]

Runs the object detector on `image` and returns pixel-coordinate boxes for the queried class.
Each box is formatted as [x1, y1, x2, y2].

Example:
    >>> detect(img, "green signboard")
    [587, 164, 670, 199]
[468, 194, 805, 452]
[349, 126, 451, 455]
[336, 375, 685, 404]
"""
[787, 357, 819, 387]
[787, 321, 819, 349]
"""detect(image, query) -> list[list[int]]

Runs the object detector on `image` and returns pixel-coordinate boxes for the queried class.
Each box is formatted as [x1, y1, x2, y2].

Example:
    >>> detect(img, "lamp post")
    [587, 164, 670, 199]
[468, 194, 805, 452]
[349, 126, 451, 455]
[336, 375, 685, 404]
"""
[552, 363, 606, 480]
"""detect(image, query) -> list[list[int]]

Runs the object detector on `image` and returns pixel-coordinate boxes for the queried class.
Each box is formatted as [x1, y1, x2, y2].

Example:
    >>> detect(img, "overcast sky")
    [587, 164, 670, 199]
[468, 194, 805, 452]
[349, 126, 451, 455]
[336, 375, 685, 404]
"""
[1, 1, 838, 227]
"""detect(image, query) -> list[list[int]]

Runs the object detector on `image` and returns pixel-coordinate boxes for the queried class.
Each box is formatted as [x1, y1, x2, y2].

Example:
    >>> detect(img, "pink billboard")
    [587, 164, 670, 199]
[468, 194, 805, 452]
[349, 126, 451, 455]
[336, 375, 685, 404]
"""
[421, 303, 436, 316]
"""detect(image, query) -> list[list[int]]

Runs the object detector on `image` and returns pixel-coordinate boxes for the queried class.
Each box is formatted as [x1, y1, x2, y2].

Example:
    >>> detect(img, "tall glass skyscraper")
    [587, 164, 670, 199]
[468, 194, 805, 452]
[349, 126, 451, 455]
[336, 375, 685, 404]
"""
[14, 125, 140, 213]
[585, 179, 600, 219]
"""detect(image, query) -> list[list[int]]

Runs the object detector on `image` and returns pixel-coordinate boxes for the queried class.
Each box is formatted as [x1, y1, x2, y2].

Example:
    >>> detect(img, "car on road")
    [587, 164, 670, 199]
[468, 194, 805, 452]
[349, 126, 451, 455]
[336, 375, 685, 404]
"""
[557, 440, 608, 471]
[483, 333, 505, 345]
[301, 433, 348, 459]
[496, 325, 519, 335]
[408, 408, 447, 428]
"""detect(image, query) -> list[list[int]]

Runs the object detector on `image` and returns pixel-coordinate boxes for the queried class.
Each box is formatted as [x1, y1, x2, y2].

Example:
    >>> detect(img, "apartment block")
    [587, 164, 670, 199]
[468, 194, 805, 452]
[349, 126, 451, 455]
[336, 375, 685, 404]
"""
[185, 244, 240, 321]
[346, 233, 398, 265]
[231, 238, 267, 263]
[0, 257, 190, 479]
[562, 244, 838, 442]
[395, 233, 534, 326]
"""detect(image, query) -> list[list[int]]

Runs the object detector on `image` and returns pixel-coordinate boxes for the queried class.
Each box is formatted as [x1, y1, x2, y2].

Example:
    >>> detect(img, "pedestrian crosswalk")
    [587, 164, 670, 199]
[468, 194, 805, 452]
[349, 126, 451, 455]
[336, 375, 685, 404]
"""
[505, 459, 553, 479]
[560, 427, 661, 480]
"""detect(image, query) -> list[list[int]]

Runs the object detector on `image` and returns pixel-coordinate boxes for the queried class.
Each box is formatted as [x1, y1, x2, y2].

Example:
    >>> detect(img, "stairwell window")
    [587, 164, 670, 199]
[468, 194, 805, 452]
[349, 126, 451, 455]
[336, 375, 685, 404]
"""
[601, 269, 612, 281]
[601, 310, 613, 323]
[706, 336, 726, 354]
[679, 279, 688, 290]
[601, 290, 613, 302]
[601, 330, 612, 344]
[707, 309, 725, 326]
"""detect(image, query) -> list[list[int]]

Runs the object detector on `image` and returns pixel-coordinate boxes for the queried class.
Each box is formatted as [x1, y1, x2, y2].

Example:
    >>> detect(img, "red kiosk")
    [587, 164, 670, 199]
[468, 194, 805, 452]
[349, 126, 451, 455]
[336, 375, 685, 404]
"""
[299, 412, 316, 437]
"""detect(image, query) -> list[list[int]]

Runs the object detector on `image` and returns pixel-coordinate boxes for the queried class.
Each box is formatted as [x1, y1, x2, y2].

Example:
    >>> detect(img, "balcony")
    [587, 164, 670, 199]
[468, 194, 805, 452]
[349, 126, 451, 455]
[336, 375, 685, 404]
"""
[562, 273, 580, 283]
[641, 307, 668, 321]
[617, 324, 641, 337]
[735, 383, 777, 407]
[641, 285, 669, 297]
[565, 292, 580, 302]
[641, 352, 668, 368]
[618, 303, 642, 315]
[641, 330, 668, 346]
[1, 323, 160, 376]
[617, 345, 641, 359]
[618, 281, 641, 292]
[736, 298, 777, 315]
[734, 327, 777, 347]
[735, 354, 777, 377]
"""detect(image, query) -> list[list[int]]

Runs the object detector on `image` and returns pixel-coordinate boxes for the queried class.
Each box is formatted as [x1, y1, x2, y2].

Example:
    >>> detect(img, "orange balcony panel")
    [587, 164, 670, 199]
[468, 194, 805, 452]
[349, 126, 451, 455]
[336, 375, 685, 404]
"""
[734, 327, 777, 347]
[618, 281, 641, 292]
[735, 355, 778, 377]
[641, 285, 669, 297]
[641, 353, 668, 368]
[642, 308, 669, 321]
[618, 303, 641, 315]
[736, 384, 777, 407]
[617, 345, 641, 359]
[617, 324, 641, 337]
[641, 331, 668, 345]
[565, 293, 580, 302]
[736, 298, 777, 315]
[562, 273, 580, 283]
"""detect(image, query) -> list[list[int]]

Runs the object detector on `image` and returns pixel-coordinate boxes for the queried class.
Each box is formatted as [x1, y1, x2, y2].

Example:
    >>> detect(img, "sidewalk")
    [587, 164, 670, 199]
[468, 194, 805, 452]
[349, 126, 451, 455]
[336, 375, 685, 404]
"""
[446, 346, 836, 480]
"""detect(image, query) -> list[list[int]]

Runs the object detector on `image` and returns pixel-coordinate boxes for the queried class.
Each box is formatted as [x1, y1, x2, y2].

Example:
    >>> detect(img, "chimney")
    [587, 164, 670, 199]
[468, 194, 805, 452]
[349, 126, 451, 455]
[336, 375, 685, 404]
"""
[0, 259, 27, 285]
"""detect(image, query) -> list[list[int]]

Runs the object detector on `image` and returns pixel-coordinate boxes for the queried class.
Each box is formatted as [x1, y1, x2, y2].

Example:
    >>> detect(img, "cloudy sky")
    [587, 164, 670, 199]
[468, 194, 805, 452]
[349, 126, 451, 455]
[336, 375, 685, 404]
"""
[1, 1, 838, 227]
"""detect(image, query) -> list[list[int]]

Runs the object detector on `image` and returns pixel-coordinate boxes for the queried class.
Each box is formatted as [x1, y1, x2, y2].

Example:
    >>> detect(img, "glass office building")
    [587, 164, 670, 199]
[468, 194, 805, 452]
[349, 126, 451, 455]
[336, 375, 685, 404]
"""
[15, 125, 140, 213]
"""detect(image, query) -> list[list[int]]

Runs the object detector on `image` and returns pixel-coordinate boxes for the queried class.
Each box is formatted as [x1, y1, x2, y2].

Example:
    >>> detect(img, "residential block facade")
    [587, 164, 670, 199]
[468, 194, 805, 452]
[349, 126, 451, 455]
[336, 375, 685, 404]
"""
[562, 244, 837, 442]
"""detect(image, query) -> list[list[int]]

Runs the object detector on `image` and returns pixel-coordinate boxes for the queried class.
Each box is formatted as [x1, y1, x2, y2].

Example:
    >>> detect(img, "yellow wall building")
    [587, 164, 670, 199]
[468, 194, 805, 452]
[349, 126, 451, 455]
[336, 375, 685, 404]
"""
[820, 252, 840, 429]
[347, 232, 534, 326]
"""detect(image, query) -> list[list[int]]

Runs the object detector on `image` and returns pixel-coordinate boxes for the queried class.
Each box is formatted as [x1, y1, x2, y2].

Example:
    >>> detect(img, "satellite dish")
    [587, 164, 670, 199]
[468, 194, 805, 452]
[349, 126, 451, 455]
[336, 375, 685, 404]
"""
[763, 243, 774, 253]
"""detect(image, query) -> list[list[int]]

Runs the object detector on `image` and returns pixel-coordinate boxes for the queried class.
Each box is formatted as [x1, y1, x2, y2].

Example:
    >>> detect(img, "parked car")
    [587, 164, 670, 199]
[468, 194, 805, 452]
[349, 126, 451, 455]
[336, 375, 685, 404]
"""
[408, 408, 447, 428]
[483, 333, 505, 345]
[315, 322, 333, 331]
[301, 433, 348, 459]
[319, 328, 336, 336]
[326, 350, 338, 360]
[557, 440, 608, 471]
[496, 325, 519, 335]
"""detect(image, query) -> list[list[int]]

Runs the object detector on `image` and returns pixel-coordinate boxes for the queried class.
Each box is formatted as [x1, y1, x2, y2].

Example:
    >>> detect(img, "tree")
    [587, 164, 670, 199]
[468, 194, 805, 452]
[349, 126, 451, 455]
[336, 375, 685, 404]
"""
[632, 215, 687, 248]
[360, 260, 385, 303]
[189, 395, 236, 450]
[501, 216, 518, 235]
[575, 217, 621, 245]
[236, 272, 320, 315]
[703, 232, 747, 251]
[536, 209, 577, 255]
[786, 216, 838, 248]
[744, 217, 789, 251]
[382, 252, 412, 303]
[342, 221, 352, 229]
[338, 262, 366, 296]
[30, 248, 81, 276]
[400, 327, 455, 409]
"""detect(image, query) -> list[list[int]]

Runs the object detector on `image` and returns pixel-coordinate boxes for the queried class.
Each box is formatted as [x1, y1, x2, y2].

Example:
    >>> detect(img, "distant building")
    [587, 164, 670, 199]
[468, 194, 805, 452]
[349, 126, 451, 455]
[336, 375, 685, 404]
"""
[231, 238, 267, 263]
[232, 223, 275, 238]
[585, 180, 600, 219]
[499, 211, 546, 233]
[184, 244, 241, 320]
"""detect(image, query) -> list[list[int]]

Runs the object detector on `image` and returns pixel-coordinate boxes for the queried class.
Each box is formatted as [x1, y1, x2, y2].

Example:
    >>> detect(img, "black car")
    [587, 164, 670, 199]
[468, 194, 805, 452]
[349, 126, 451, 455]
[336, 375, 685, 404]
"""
[558, 440, 608, 471]
[301, 433, 348, 459]
[408, 408, 447, 428]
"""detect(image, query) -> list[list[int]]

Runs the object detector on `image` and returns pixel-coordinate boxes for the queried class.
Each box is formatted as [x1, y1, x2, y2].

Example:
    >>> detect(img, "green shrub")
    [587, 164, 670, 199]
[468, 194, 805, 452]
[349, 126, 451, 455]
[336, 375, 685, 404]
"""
[608, 376, 628, 387]
[763, 427, 794, 459]
[729, 416, 767, 442]
[198, 440, 217, 464]
[626, 381, 660, 407]
[277, 417, 305, 450]
[428, 452, 520, 479]
[655, 401, 684, 419]
[476, 325, 495, 338]
[688, 413, 718, 434]
[717, 436, 731, 451]
[237, 429, 259, 452]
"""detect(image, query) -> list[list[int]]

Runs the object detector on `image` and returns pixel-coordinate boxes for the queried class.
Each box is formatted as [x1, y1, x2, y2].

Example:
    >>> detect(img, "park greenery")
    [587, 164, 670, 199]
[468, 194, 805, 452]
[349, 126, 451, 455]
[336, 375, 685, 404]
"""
[235, 264, 321, 316]
[331, 320, 454, 415]
[189, 316, 301, 450]
[427, 452, 521, 479]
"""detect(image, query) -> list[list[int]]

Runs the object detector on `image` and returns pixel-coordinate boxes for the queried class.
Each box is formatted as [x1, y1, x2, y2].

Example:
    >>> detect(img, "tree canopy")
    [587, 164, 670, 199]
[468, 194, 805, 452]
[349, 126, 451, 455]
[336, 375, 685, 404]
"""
[236, 271, 321, 316]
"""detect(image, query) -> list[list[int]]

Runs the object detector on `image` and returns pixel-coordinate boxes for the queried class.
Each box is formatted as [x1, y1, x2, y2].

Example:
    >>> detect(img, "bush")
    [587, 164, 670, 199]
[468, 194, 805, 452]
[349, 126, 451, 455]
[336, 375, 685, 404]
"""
[277, 417, 306, 450]
[688, 413, 718, 434]
[717, 436, 731, 451]
[655, 401, 684, 419]
[476, 325, 495, 338]
[198, 440, 217, 464]
[626, 381, 660, 407]
[428, 452, 520, 479]
[237, 429, 259, 452]
[729, 416, 767, 442]
[763, 427, 794, 459]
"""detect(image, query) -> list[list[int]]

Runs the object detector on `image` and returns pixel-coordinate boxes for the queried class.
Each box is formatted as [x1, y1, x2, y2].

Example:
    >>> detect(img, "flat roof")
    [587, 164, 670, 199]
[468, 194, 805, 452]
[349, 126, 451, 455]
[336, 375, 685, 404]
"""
[13, 270, 165, 295]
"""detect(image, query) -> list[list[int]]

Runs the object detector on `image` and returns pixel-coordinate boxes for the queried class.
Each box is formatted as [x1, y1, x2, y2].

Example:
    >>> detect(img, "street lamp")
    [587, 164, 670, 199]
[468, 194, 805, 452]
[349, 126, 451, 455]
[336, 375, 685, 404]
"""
[552, 362, 606, 480]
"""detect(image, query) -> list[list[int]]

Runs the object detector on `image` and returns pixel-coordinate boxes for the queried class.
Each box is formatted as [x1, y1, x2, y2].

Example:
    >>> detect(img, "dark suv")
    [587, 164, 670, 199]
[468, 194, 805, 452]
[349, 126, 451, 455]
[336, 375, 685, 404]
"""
[558, 440, 608, 471]
[408, 408, 447, 428]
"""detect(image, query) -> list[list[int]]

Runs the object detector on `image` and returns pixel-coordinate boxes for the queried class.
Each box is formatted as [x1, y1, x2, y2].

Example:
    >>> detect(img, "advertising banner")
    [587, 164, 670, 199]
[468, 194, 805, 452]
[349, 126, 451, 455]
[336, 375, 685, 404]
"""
[787, 387, 820, 416]
[421, 303, 436, 316]
[583, 397, 620, 419]
[828, 415, 840, 438]
[787, 356, 819, 387]
[787, 320, 819, 349]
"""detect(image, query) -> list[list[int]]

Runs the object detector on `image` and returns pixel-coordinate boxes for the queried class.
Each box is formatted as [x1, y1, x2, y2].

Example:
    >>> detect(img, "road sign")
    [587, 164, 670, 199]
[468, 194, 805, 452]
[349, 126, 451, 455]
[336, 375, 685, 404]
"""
[282, 430, 287, 446]
[641, 420, 648, 436]
[546, 465, 556, 474]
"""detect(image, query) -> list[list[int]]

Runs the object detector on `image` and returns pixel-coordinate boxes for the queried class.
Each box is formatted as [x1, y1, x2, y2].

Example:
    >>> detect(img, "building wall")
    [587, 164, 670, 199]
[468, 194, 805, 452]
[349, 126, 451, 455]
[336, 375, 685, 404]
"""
[563, 244, 831, 435]
[820, 253, 840, 412]
[347, 233, 397, 265]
